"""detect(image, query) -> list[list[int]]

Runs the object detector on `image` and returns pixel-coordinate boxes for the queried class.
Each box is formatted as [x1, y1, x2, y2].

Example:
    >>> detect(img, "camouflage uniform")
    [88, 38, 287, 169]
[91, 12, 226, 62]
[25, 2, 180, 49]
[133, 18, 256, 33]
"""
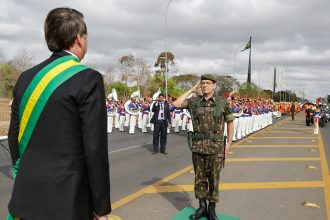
[182, 96, 234, 203]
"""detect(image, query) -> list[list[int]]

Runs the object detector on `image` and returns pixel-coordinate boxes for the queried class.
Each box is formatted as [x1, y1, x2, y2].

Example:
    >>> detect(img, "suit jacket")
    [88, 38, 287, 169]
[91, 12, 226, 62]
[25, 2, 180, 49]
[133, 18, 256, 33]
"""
[150, 101, 171, 126]
[8, 51, 111, 220]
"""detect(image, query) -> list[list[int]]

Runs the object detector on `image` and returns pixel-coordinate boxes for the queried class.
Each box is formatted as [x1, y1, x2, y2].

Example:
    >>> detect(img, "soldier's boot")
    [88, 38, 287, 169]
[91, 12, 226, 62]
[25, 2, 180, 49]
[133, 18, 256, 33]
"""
[207, 202, 219, 220]
[189, 198, 207, 220]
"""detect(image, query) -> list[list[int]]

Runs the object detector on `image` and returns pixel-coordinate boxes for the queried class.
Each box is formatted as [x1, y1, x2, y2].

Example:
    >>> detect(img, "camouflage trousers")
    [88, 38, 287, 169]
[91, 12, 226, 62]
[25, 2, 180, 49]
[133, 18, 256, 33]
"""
[192, 152, 223, 203]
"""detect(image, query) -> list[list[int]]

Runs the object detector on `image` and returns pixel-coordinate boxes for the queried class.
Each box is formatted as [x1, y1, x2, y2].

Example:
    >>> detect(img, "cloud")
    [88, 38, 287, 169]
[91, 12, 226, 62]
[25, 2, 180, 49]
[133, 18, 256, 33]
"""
[0, 0, 329, 100]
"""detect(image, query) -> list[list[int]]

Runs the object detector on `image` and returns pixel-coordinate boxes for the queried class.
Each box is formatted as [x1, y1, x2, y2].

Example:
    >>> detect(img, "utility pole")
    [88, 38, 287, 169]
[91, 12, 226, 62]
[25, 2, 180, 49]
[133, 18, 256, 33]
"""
[272, 67, 276, 99]
[247, 36, 252, 83]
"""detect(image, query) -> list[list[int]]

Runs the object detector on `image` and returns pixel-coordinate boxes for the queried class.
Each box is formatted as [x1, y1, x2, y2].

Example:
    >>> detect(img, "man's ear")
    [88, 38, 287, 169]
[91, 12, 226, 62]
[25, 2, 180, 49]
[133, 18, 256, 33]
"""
[76, 34, 83, 48]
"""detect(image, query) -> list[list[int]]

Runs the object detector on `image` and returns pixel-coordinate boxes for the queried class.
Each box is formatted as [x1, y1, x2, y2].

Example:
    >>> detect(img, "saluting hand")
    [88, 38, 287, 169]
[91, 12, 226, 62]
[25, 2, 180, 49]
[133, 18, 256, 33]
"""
[191, 80, 201, 94]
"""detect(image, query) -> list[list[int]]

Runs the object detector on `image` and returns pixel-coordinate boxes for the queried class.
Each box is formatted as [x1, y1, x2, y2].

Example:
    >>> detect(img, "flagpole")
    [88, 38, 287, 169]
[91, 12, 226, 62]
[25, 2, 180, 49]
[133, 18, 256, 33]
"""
[272, 67, 276, 99]
[247, 36, 252, 83]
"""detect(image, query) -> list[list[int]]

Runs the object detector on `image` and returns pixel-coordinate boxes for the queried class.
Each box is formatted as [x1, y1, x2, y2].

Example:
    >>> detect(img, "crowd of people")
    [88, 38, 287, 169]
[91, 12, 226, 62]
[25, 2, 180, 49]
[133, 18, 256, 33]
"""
[105, 93, 282, 142]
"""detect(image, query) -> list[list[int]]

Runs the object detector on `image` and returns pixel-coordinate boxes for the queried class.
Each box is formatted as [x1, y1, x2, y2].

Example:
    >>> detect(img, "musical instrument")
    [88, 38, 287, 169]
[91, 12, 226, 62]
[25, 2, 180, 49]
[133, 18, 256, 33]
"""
[106, 89, 118, 116]
[125, 89, 141, 115]
[150, 88, 161, 111]
[107, 88, 118, 101]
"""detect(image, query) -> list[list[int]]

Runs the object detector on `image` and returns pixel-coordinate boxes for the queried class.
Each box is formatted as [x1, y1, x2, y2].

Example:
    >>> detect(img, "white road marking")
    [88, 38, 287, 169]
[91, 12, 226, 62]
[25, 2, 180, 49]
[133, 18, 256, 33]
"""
[108, 142, 152, 154]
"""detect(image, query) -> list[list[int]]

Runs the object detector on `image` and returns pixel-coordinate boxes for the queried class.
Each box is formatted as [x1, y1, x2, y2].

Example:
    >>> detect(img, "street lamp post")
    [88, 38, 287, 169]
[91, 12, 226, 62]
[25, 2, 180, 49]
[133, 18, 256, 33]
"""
[164, 0, 173, 100]
[257, 62, 271, 89]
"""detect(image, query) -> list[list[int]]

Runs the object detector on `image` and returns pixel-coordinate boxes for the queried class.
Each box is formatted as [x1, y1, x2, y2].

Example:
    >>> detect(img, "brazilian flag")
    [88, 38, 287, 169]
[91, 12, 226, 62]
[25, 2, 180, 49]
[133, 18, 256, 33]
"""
[241, 38, 251, 52]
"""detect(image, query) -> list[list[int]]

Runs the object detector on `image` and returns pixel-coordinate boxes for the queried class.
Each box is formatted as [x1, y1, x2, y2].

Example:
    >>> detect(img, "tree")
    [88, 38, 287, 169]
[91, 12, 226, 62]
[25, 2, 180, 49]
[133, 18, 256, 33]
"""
[0, 63, 19, 97]
[262, 90, 273, 98]
[214, 75, 240, 96]
[238, 82, 260, 98]
[171, 73, 199, 91]
[327, 95, 330, 104]
[119, 54, 135, 96]
[134, 58, 152, 94]
[109, 81, 128, 99]
[10, 49, 33, 74]
[154, 51, 175, 70]
[103, 66, 115, 85]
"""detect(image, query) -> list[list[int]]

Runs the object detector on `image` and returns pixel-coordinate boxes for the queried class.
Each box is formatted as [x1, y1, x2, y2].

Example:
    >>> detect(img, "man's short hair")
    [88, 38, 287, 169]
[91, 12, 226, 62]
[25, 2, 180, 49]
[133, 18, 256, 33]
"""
[158, 93, 165, 97]
[44, 7, 87, 52]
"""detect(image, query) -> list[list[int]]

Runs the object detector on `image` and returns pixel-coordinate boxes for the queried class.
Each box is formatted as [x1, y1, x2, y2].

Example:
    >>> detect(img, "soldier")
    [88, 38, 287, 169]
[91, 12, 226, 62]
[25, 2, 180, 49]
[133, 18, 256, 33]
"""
[173, 74, 234, 220]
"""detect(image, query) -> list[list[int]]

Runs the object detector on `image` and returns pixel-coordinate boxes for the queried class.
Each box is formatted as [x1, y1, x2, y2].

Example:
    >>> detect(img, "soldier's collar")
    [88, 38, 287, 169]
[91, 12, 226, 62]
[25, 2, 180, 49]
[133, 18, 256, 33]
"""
[201, 96, 215, 102]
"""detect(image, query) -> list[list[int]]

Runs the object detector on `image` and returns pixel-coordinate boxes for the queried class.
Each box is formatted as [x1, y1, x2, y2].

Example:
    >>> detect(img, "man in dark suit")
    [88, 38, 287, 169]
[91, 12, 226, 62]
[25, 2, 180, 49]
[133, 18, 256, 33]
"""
[151, 93, 171, 154]
[7, 8, 110, 220]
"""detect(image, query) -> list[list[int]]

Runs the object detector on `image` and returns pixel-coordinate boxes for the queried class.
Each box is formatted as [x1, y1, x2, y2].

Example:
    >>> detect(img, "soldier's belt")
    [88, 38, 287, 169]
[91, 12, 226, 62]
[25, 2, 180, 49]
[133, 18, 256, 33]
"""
[193, 132, 222, 141]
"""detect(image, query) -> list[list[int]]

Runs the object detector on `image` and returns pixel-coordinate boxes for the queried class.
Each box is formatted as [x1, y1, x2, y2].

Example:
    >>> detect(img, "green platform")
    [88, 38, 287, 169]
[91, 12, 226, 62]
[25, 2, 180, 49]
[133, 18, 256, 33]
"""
[171, 207, 240, 220]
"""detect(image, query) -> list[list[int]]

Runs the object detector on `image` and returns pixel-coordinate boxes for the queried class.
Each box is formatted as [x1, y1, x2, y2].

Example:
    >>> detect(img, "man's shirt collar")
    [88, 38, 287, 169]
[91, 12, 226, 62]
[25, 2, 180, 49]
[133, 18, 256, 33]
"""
[63, 50, 80, 61]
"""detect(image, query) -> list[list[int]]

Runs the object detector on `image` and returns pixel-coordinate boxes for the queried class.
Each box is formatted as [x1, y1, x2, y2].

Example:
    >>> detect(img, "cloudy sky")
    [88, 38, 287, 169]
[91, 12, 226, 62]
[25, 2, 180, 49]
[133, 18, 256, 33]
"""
[1, 0, 329, 100]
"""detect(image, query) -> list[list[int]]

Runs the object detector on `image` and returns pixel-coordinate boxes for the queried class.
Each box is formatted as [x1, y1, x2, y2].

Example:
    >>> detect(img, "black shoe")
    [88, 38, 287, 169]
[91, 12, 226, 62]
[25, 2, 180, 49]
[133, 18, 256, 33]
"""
[207, 202, 219, 220]
[160, 151, 167, 155]
[152, 150, 158, 154]
[189, 199, 207, 220]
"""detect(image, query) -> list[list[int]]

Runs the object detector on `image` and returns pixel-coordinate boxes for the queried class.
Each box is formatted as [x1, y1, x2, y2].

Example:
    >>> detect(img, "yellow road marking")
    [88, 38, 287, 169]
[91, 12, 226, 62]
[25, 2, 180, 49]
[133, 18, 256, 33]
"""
[252, 136, 316, 139]
[111, 164, 193, 210]
[226, 157, 320, 162]
[233, 145, 319, 148]
[144, 181, 325, 193]
[265, 130, 314, 133]
[318, 132, 330, 219]
[269, 127, 314, 130]
[234, 144, 318, 148]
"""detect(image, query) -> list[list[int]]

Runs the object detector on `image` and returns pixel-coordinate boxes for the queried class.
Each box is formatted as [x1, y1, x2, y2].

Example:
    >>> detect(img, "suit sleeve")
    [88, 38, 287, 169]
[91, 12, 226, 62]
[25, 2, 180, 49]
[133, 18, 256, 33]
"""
[152, 102, 157, 112]
[78, 70, 111, 216]
[8, 86, 19, 165]
[167, 104, 171, 124]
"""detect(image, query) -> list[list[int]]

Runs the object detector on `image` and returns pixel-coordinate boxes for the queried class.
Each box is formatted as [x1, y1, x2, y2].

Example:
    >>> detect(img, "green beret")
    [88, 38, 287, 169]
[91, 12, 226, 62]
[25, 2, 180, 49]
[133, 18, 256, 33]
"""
[201, 74, 216, 82]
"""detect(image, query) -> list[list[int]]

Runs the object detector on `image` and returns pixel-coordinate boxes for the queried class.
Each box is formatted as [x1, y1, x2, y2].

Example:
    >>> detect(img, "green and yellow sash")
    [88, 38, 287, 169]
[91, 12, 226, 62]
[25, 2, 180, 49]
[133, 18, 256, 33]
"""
[7, 55, 87, 220]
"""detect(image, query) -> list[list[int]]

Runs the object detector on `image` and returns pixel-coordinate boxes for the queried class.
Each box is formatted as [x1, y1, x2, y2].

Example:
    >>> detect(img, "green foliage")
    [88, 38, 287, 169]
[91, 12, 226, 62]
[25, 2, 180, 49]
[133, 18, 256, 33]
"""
[214, 75, 240, 96]
[168, 78, 184, 97]
[143, 71, 185, 98]
[273, 90, 299, 102]
[108, 81, 129, 97]
[171, 74, 199, 91]
[238, 82, 260, 98]
[261, 90, 272, 99]
[0, 63, 19, 97]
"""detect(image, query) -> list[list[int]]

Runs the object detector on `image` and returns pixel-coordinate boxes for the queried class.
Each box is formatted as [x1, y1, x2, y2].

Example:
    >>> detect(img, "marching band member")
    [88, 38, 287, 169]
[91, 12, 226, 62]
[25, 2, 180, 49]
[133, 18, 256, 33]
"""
[118, 102, 126, 132]
[106, 98, 116, 133]
[173, 108, 183, 133]
[126, 91, 140, 135]
[141, 100, 150, 133]
[138, 99, 143, 129]
[181, 109, 189, 131]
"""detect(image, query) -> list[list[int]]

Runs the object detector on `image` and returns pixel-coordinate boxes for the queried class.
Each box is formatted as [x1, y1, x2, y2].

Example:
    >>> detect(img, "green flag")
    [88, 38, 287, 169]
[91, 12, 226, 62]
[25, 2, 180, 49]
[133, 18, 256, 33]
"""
[241, 39, 251, 52]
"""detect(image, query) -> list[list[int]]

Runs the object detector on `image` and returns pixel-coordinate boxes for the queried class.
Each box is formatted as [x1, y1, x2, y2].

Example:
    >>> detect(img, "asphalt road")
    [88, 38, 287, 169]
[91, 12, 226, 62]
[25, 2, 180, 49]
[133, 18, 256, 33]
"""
[0, 128, 192, 219]
[320, 123, 330, 175]
[1, 113, 330, 220]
